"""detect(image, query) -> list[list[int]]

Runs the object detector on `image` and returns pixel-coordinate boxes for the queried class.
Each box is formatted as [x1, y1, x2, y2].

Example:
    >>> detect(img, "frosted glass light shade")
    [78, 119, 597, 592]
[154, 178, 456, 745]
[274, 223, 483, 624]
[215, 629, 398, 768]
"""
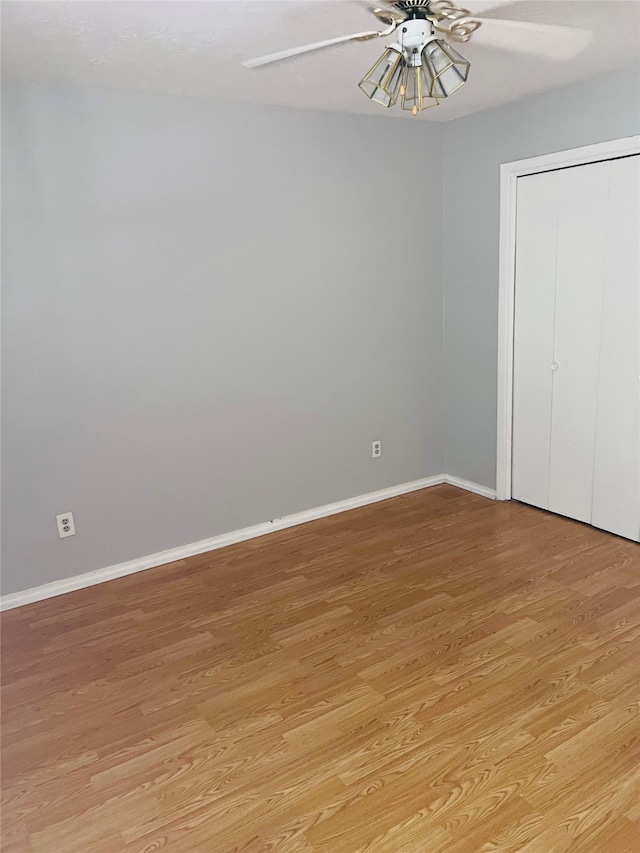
[358, 46, 403, 107]
[400, 63, 440, 115]
[422, 39, 470, 99]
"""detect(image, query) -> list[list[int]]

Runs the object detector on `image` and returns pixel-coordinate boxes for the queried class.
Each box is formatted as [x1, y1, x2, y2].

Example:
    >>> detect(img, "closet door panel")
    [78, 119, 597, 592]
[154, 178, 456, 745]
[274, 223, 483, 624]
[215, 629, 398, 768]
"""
[591, 155, 640, 541]
[511, 171, 559, 509]
[547, 162, 610, 523]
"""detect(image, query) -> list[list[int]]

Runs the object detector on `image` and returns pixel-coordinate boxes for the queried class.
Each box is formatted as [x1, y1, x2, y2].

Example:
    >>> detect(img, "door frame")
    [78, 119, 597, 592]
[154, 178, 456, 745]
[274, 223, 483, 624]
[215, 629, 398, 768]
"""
[496, 135, 640, 501]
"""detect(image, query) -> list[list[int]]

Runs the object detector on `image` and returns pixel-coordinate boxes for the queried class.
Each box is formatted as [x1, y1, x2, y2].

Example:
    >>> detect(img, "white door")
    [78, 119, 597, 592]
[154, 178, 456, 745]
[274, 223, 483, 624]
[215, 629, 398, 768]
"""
[512, 155, 639, 541]
[591, 157, 640, 539]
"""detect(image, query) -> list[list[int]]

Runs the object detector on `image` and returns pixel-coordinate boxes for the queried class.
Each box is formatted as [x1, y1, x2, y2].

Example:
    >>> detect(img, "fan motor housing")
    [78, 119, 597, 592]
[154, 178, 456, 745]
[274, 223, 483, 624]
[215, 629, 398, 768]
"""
[396, 1, 431, 12]
[381, 1, 429, 20]
[374, 1, 480, 43]
[375, 1, 470, 22]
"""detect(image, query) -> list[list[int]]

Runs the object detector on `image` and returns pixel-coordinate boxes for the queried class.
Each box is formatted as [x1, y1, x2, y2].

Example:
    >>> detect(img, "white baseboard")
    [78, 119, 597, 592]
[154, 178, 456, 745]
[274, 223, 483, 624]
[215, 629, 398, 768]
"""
[0, 474, 494, 611]
[443, 474, 497, 501]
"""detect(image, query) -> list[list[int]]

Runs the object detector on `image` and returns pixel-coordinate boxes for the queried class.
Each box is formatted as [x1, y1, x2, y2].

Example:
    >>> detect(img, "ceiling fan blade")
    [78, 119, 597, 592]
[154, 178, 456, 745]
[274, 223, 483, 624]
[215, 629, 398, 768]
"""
[461, 1, 521, 12]
[358, 1, 406, 13]
[464, 17, 593, 59]
[242, 31, 381, 69]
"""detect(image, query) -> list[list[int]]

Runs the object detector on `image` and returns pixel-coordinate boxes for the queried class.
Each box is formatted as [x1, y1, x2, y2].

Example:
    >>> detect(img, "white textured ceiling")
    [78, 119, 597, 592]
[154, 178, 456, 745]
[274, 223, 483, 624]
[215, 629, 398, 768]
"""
[2, 0, 639, 121]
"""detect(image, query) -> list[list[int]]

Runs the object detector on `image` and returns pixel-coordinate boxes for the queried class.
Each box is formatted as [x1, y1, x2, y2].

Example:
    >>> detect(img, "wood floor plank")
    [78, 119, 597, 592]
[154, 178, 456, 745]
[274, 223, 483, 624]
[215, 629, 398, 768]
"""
[1, 486, 639, 852]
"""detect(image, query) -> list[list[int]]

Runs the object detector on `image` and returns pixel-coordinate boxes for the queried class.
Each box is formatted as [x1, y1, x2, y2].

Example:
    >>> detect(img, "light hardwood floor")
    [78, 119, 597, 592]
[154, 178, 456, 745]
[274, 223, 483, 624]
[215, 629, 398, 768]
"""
[1, 485, 639, 852]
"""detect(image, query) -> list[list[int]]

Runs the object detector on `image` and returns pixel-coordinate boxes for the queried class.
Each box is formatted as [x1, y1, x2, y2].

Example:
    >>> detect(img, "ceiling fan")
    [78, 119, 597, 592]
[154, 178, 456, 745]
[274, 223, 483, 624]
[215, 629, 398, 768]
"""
[242, 1, 593, 116]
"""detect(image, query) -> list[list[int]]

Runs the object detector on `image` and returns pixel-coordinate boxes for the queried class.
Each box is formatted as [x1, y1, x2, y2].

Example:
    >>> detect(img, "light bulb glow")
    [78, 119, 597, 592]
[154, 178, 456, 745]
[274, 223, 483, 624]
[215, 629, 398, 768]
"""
[399, 84, 406, 97]
[412, 105, 418, 116]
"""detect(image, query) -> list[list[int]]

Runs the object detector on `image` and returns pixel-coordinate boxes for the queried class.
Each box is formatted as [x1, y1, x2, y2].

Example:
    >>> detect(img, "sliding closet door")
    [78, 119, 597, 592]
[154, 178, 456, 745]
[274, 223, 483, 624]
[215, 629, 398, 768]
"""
[591, 157, 640, 540]
[512, 162, 610, 520]
[512, 154, 640, 541]
[547, 162, 610, 523]
[511, 172, 558, 509]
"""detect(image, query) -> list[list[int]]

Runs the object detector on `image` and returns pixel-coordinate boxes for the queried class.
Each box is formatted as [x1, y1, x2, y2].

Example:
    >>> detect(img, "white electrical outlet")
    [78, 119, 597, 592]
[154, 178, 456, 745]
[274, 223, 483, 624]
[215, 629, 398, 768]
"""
[56, 512, 75, 539]
[372, 440, 381, 458]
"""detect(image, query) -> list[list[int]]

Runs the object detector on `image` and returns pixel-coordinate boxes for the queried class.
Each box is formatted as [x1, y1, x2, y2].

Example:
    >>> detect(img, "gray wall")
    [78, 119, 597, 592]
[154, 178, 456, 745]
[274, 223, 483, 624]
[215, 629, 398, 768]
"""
[442, 66, 640, 489]
[4, 67, 639, 597]
[1, 83, 444, 595]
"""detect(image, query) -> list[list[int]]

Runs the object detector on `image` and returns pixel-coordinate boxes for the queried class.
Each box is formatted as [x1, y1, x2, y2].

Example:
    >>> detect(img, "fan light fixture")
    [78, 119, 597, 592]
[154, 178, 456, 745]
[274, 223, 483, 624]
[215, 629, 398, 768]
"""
[358, 16, 469, 115]
[242, 1, 593, 115]
[358, 45, 404, 107]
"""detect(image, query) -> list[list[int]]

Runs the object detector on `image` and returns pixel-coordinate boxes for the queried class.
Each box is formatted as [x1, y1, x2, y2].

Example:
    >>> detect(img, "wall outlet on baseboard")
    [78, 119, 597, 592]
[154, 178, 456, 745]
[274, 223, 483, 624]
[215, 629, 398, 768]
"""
[372, 440, 381, 458]
[56, 512, 75, 539]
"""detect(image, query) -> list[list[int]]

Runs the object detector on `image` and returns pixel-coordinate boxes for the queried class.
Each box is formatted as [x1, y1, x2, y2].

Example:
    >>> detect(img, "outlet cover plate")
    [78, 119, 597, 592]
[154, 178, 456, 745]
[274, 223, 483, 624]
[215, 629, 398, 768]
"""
[56, 512, 76, 538]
